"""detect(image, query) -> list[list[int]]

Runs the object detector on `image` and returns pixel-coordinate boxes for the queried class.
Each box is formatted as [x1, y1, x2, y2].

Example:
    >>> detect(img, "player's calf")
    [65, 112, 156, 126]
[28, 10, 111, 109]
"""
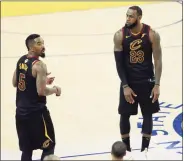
[120, 115, 131, 151]
[21, 150, 33, 161]
[141, 113, 153, 152]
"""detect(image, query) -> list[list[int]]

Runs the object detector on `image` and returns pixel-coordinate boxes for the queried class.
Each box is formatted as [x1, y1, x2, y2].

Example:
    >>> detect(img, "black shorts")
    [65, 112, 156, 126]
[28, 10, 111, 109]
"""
[118, 81, 160, 115]
[15, 108, 55, 151]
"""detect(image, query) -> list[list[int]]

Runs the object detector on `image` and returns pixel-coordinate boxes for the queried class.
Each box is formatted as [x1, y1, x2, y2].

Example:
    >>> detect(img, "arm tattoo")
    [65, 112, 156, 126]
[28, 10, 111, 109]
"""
[36, 62, 56, 96]
[113, 29, 128, 86]
[114, 30, 123, 51]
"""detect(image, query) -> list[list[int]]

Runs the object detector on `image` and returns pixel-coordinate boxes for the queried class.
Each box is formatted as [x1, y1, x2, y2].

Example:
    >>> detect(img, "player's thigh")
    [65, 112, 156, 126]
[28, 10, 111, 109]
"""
[138, 82, 160, 115]
[15, 116, 31, 151]
[42, 109, 55, 143]
[118, 85, 138, 115]
[29, 109, 55, 150]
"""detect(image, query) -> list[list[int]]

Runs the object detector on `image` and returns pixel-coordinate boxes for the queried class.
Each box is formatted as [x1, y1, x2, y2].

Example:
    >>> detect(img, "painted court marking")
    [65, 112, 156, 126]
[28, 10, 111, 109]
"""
[1, 1, 156, 17]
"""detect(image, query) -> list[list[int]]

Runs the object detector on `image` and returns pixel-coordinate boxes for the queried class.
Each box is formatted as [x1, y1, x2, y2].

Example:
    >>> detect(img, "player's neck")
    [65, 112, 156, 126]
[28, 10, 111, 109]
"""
[112, 156, 123, 160]
[130, 23, 143, 35]
[27, 51, 38, 59]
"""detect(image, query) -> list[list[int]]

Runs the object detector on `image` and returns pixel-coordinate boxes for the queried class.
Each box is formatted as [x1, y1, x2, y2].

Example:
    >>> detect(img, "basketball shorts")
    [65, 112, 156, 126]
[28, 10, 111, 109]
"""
[15, 108, 55, 151]
[118, 81, 160, 115]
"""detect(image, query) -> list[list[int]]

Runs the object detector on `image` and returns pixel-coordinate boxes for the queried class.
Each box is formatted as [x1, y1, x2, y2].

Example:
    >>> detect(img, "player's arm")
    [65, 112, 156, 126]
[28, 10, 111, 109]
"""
[113, 29, 128, 87]
[35, 61, 57, 96]
[150, 29, 162, 86]
[12, 69, 17, 87]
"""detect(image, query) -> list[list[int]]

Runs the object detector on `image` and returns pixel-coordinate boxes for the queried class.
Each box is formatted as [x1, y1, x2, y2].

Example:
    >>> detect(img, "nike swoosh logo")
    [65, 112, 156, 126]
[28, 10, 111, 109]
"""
[126, 36, 131, 38]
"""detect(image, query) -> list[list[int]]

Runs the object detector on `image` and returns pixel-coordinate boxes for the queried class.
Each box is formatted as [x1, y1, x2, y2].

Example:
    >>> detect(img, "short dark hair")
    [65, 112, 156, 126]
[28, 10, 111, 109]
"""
[129, 6, 142, 16]
[111, 141, 127, 158]
[25, 34, 40, 51]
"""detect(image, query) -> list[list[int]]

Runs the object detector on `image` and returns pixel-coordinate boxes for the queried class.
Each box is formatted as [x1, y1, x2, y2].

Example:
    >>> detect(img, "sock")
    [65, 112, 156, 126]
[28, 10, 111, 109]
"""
[122, 137, 131, 152]
[21, 150, 32, 161]
[141, 136, 151, 152]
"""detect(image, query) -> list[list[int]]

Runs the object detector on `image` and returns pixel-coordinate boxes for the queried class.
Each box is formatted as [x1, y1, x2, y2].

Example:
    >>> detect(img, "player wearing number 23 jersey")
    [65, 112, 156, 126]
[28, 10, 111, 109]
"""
[113, 6, 162, 154]
[122, 23, 154, 84]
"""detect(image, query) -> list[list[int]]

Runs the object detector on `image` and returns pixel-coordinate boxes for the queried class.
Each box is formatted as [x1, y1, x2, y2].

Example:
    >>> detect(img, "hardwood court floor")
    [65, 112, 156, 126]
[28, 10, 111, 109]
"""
[1, 1, 182, 160]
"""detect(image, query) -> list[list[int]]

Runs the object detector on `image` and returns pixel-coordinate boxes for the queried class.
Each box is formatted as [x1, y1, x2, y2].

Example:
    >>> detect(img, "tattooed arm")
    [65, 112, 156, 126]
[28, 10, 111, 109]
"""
[113, 29, 128, 87]
[113, 29, 137, 104]
[33, 61, 57, 96]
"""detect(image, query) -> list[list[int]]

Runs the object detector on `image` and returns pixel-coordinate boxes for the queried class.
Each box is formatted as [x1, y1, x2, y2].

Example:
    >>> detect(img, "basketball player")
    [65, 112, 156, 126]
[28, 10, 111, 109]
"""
[111, 141, 127, 160]
[113, 6, 162, 153]
[12, 34, 61, 161]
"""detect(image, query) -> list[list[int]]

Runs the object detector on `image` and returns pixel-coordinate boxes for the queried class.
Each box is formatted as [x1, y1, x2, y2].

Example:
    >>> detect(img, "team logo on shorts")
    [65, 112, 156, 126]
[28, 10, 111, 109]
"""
[42, 139, 50, 148]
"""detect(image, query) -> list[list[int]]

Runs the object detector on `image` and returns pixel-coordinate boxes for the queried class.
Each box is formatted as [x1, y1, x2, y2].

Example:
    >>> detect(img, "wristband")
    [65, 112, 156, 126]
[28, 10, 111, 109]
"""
[122, 84, 129, 89]
[53, 86, 58, 93]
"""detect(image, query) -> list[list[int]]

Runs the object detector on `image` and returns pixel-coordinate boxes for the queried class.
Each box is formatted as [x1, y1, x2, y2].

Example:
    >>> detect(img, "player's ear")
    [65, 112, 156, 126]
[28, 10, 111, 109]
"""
[29, 46, 34, 52]
[30, 43, 36, 52]
[138, 15, 142, 20]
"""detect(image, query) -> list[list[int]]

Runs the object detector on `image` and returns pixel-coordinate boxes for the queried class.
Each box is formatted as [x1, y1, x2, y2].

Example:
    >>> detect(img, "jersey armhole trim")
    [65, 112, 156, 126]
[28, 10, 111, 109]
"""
[32, 60, 40, 66]
[32, 60, 40, 78]
[147, 26, 152, 44]
[122, 27, 125, 44]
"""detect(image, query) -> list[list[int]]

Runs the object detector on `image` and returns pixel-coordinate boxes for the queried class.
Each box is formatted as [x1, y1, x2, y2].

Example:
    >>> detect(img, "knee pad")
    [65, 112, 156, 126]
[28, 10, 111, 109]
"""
[120, 115, 131, 135]
[142, 114, 153, 135]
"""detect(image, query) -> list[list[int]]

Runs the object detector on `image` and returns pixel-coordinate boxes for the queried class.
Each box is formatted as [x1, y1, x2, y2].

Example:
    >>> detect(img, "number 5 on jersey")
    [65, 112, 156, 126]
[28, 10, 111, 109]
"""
[18, 73, 26, 91]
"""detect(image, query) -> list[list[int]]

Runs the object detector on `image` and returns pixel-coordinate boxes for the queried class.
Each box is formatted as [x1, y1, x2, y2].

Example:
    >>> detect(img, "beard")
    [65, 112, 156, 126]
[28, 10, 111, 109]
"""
[125, 20, 138, 29]
[40, 52, 45, 58]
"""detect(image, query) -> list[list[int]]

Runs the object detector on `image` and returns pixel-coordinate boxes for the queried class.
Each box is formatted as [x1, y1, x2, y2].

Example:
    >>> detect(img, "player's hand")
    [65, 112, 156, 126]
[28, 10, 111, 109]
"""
[123, 86, 137, 104]
[53, 86, 61, 96]
[150, 85, 160, 103]
[46, 72, 55, 85]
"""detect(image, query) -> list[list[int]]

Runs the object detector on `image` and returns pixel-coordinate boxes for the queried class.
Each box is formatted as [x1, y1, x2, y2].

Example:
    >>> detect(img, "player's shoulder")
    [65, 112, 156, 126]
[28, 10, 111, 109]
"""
[114, 28, 124, 42]
[17, 54, 27, 62]
[114, 28, 123, 35]
[16, 55, 28, 68]
[32, 60, 46, 72]
[148, 27, 160, 42]
[142, 23, 160, 43]
[143, 23, 159, 37]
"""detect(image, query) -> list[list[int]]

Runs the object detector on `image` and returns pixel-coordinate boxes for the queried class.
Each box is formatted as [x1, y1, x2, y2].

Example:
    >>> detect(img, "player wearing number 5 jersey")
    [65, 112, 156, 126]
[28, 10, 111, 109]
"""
[113, 6, 162, 154]
[12, 34, 61, 161]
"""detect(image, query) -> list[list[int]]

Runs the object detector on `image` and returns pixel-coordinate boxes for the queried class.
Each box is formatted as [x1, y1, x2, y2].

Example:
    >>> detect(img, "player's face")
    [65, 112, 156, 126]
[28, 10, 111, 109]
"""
[125, 9, 140, 29]
[33, 37, 46, 58]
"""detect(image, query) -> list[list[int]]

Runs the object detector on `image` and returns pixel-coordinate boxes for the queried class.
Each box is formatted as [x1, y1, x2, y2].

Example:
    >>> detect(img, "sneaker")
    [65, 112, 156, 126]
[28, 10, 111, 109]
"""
[142, 148, 148, 160]
[124, 150, 134, 160]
